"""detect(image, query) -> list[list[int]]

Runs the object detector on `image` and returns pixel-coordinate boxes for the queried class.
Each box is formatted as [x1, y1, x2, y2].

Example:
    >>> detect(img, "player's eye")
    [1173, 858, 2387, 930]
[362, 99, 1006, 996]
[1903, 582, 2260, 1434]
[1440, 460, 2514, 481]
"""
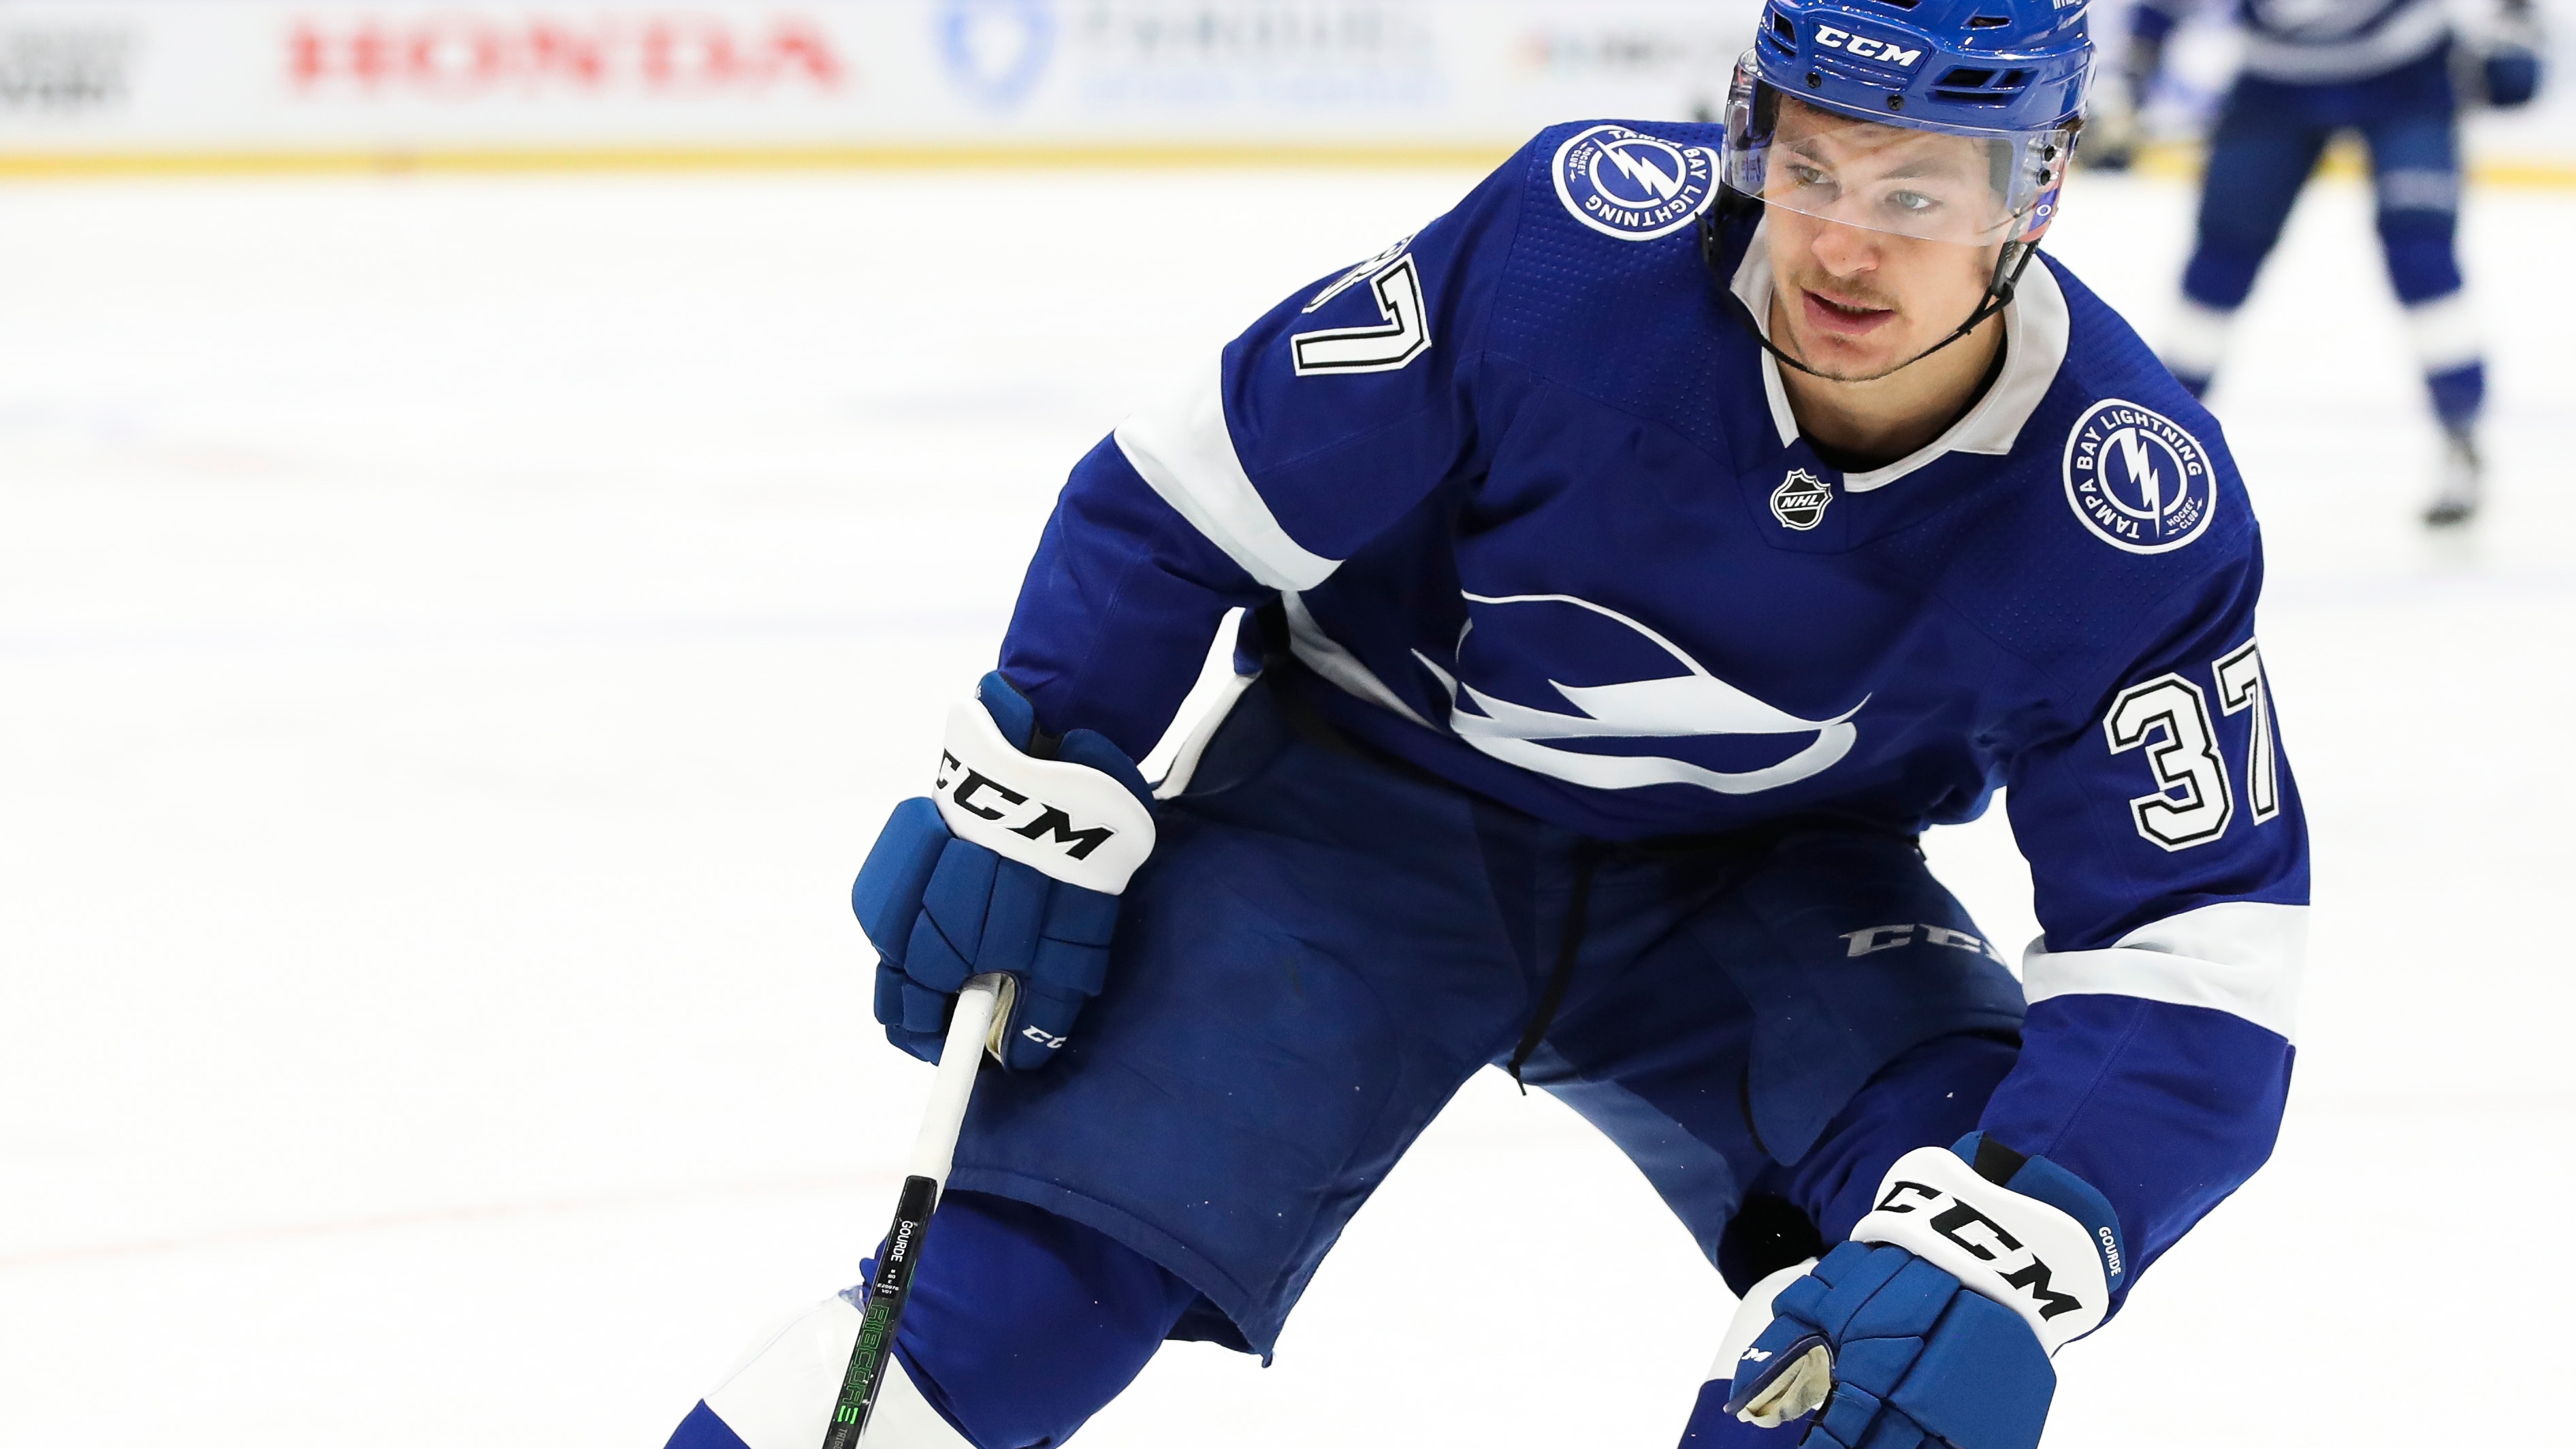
[1784, 162, 1835, 191]
[1884, 189, 1940, 216]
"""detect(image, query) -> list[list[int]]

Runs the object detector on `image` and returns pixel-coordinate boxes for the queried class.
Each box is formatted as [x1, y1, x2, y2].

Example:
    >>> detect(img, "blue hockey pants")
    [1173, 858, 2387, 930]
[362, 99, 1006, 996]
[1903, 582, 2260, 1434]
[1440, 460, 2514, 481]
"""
[688, 671, 2029, 1449]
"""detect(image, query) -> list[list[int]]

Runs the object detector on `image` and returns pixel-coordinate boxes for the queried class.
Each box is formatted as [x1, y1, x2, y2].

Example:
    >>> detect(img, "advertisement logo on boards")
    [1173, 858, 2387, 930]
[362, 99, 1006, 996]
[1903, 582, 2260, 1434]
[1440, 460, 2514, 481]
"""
[0, 27, 134, 112]
[287, 12, 848, 94]
[1516, 25, 1737, 79]
[1064, 1, 1437, 112]
[939, 0, 1056, 110]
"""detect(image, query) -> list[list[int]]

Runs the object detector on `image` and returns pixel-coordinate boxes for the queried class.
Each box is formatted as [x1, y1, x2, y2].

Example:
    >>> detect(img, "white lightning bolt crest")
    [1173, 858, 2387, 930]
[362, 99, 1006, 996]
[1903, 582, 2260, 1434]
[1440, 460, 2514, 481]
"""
[2114, 428, 2165, 530]
[1598, 144, 1681, 201]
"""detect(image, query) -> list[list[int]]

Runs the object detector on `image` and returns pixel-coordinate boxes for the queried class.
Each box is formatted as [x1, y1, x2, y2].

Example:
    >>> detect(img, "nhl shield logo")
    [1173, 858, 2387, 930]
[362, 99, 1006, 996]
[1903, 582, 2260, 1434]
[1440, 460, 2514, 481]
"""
[1771, 468, 1833, 531]
[1551, 124, 1720, 242]
[2062, 399, 2217, 554]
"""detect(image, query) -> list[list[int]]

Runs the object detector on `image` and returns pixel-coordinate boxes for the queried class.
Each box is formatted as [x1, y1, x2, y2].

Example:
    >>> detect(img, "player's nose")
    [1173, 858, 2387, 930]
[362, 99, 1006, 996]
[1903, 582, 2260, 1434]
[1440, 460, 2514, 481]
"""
[1806, 218, 1882, 276]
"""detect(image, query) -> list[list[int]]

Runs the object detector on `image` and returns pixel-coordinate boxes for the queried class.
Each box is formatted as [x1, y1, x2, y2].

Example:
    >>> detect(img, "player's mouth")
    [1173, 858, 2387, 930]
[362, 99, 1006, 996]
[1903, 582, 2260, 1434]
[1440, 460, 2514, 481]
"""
[1799, 286, 1897, 338]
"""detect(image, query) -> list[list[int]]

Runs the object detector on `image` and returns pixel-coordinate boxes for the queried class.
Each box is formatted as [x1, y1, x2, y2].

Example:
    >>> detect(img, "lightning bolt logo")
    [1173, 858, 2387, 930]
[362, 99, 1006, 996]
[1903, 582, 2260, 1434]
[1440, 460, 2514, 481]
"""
[1551, 125, 1719, 241]
[2114, 428, 2165, 532]
[2061, 400, 2218, 556]
[1598, 142, 1683, 201]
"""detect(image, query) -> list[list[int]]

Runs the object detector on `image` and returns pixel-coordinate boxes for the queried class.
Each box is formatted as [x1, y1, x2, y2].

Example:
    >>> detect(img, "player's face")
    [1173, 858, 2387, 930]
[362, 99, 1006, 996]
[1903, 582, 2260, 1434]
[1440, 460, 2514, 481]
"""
[1760, 101, 2011, 381]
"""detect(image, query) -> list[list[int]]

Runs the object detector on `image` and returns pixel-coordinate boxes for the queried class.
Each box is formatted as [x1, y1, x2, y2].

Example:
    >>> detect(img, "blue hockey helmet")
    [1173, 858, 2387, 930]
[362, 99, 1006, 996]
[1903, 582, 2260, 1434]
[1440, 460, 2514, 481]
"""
[1750, 0, 2093, 136]
[1720, 0, 2095, 249]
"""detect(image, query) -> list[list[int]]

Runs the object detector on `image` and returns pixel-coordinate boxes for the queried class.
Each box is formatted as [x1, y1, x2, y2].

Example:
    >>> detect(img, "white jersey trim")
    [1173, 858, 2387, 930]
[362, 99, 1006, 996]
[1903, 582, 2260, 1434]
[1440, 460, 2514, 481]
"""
[1149, 666, 1257, 799]
[1115, 355, 1342, 592]
[1733, 231, 1808, 450]
[1728, 221, 2071, 492]
[2020, 899, 2306, 1042]
[2240, 1, 2449, 83]
[1286, 590, 1437, 729]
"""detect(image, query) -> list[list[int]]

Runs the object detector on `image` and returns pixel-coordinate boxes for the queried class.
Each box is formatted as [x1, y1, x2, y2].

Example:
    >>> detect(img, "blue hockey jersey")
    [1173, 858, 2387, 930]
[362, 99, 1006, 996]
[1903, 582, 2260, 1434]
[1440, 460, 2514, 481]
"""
[995, 121, 2307, 1305]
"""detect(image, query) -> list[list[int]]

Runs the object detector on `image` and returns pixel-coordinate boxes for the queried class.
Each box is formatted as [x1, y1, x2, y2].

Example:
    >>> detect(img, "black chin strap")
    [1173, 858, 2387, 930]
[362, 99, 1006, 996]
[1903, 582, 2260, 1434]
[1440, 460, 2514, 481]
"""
[1739, 239, 2036, 385]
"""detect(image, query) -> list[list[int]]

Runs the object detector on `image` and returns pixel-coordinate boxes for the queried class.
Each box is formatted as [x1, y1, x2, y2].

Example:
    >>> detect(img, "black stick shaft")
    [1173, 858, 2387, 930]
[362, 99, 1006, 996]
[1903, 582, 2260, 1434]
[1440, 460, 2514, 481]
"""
[822, 1173, 941, 1449]
[816, 971, 1003, 1449]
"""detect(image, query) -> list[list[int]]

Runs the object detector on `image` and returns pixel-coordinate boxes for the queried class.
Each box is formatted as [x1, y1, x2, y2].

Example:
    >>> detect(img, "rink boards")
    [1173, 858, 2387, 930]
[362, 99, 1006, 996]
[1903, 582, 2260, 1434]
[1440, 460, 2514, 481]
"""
[1, 0, 2573, 179]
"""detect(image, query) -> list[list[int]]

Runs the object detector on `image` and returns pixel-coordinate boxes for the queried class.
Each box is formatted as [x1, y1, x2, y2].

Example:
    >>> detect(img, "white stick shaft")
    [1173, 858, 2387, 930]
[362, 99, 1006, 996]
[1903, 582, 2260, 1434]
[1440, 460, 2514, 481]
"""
[904, 973, 1004, 1184]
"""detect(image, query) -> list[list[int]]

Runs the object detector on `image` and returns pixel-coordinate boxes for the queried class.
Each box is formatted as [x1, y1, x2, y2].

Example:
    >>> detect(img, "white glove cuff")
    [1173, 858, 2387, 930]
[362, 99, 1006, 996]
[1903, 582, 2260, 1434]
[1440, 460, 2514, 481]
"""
[934, 699, 1157, 895]
[1850, 1145, 2110, 1354]
[1707, 1258, 1817, 1386]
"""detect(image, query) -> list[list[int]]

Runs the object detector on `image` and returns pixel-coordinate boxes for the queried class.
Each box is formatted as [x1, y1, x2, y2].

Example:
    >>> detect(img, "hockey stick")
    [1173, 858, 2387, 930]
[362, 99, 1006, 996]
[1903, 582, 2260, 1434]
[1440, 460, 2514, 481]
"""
[821, 971, 1012, 1449]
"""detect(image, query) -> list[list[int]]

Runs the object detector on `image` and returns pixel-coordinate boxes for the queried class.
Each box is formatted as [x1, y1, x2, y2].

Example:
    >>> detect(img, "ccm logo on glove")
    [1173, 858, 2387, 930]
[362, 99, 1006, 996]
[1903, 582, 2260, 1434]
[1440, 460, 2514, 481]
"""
[933, 699, 1157, 895]
[1870, 1179, 2085, 1319]
[937, 753, 1117, 858]
[1852, 1143, 2123, 1354]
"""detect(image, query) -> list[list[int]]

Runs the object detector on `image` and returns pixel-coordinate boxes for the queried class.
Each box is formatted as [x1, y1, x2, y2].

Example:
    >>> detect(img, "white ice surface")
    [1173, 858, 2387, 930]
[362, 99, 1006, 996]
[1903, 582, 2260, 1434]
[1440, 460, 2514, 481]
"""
[0, 165, 2568, 1448]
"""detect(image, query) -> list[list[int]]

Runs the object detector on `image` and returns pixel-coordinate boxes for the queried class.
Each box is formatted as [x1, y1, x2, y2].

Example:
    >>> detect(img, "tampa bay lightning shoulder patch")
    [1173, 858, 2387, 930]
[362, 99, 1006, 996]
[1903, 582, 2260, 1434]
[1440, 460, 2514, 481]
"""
[1551, 124, 1720, 241]
[2061, 398, 2218, 554]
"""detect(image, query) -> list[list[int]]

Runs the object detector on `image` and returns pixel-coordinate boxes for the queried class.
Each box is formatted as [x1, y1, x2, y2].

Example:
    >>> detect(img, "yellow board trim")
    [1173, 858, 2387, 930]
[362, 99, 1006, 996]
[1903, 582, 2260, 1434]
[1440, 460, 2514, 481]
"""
[0, 138, 2571, 186]
[2119, 136, 2576, 189]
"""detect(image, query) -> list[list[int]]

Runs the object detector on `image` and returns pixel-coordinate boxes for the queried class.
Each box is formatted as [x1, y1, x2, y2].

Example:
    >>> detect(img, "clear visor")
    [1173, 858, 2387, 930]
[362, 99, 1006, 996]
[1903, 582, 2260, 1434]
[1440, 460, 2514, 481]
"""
[1720, 51, 2074, 248]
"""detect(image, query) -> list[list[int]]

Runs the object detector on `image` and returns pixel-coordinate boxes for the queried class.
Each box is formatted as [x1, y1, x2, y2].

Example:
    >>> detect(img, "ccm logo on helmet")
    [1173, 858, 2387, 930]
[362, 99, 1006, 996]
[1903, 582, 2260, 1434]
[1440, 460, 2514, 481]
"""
[1813, 25, 1925, 68]
[1873, 1179, 2089, 1320]
[936, 752, 1121, 861]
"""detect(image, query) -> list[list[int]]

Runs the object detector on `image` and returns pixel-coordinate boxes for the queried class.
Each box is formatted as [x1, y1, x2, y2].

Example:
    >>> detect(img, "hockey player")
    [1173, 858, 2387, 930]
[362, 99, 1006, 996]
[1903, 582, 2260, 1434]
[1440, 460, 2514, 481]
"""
[669, 2, 2306, 1447]
[2121, 0, 2546, 525]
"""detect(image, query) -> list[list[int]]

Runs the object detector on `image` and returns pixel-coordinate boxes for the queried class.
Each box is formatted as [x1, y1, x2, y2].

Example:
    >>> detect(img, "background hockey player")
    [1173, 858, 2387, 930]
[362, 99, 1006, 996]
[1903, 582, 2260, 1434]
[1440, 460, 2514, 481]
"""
[2116, 0, 2547, 525]
[666, 2, 2308, 1446]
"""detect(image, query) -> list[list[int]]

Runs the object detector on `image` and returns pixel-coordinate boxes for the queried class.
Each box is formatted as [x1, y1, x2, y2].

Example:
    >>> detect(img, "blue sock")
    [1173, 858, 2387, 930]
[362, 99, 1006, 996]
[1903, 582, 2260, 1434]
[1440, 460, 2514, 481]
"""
[874, 1191, 1201, 1449]
[666, 1400, 752, 1449]
[2426, 361, 2483, 434]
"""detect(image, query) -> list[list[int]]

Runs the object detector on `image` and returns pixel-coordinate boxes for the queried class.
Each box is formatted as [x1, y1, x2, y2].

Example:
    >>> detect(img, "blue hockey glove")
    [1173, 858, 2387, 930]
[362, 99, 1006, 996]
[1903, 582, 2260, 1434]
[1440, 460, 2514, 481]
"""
[2485, 42, 2543, 108]
[851, 672, 1156, 1072]
[2479, 4, 2545, 110]
[1719, 1134, 2125, 1449]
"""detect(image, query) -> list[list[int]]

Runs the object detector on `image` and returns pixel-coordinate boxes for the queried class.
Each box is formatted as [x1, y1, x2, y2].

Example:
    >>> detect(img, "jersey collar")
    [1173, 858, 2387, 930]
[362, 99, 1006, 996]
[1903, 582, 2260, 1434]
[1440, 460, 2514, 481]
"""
[1728, 221, 2070, 493]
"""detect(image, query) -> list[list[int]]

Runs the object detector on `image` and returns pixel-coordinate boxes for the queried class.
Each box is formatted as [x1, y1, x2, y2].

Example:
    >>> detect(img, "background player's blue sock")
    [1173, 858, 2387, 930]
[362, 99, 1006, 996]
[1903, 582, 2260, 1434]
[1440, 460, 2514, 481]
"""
[2365, 96, 2481, 436]
[2426, 360, 2485, 433]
